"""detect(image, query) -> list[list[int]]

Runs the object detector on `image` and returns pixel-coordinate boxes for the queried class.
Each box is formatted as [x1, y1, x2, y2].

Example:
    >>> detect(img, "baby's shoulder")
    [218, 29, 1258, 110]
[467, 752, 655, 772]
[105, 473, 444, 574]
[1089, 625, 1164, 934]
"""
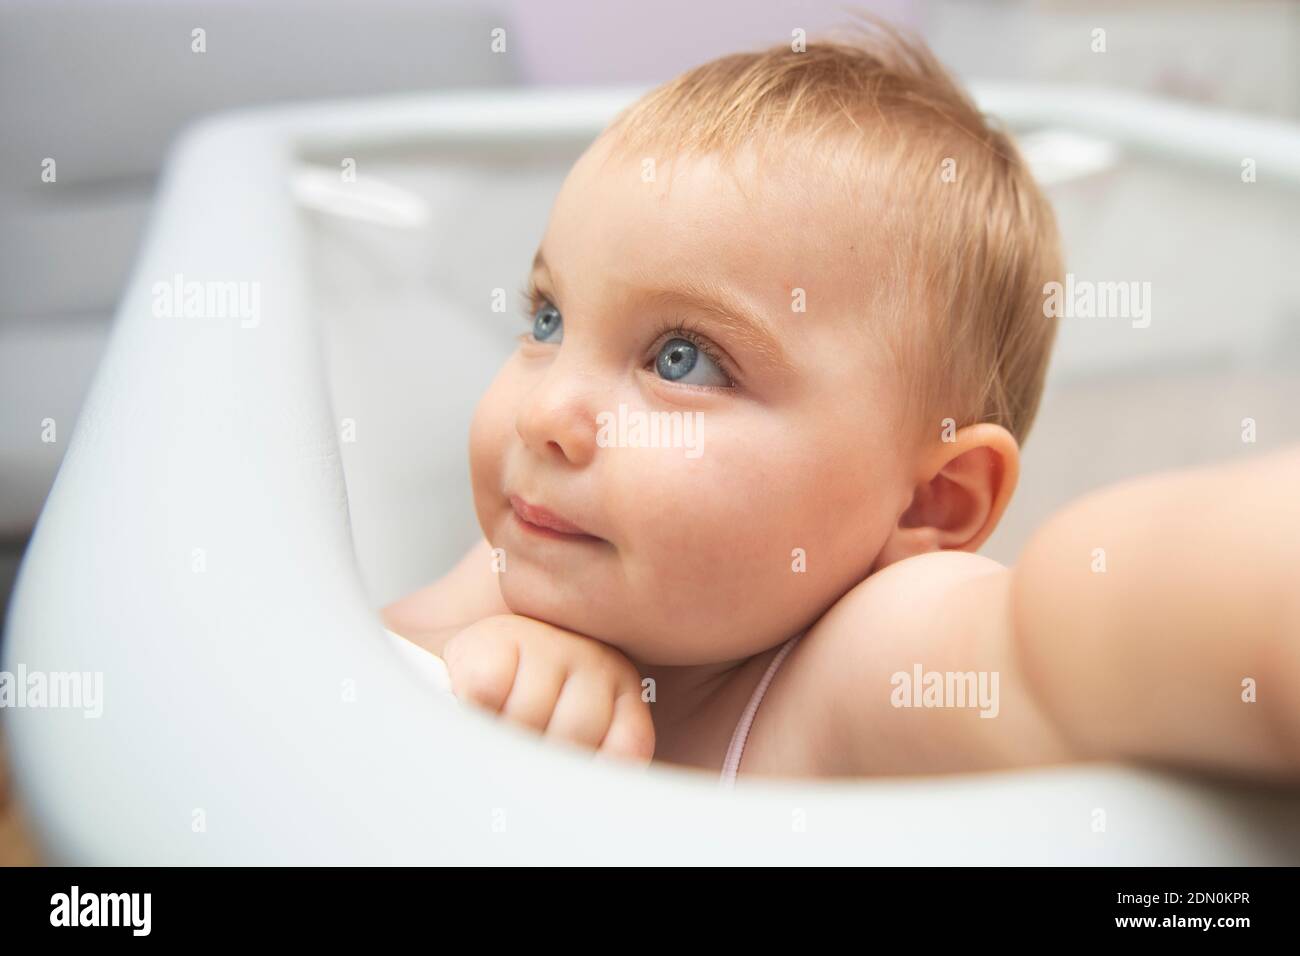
[809, 550, 1009, 639]
[750, 551, 1014, 773]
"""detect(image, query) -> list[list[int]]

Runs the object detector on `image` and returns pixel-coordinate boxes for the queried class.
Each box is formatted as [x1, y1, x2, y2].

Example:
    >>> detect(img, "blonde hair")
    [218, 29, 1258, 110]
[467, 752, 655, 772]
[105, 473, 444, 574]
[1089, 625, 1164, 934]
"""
[600, 19, 1063, 445]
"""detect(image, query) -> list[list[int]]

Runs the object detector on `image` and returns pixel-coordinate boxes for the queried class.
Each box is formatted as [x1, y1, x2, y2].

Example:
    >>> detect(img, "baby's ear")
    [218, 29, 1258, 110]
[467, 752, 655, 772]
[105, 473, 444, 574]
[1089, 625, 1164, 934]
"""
[876, 423, 1020, 566]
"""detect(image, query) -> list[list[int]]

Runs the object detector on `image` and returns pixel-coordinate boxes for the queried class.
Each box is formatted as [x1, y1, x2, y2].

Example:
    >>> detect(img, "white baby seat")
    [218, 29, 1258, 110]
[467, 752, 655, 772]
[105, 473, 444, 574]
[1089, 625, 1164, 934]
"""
[5, 86, 1300, 863]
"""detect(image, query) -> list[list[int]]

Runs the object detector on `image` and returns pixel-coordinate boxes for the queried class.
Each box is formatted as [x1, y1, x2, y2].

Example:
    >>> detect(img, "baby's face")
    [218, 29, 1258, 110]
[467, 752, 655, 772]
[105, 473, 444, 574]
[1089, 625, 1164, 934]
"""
[470, 136, 918, 665]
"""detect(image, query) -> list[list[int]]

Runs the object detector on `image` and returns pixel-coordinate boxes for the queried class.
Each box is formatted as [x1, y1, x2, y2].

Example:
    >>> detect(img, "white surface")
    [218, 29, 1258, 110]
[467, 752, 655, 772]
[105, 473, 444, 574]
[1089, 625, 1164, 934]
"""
[385, 629, 452, 696]
[4, 87, 1300, 864]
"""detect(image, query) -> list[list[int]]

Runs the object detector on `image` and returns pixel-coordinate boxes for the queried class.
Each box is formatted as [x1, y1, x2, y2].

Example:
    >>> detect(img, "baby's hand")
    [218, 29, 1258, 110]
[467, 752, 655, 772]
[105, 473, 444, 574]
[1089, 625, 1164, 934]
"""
[442, 614, 655, 764]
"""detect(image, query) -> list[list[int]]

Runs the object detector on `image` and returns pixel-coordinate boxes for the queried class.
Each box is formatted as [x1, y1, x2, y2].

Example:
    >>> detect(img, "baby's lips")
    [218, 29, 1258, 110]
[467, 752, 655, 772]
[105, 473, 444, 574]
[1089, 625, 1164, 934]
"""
[508, 493, 598, 537]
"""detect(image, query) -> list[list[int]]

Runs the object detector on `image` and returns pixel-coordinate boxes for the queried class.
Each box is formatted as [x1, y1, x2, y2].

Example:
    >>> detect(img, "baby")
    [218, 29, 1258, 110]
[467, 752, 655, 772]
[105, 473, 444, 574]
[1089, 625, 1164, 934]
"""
[384, 25, 1300, 785]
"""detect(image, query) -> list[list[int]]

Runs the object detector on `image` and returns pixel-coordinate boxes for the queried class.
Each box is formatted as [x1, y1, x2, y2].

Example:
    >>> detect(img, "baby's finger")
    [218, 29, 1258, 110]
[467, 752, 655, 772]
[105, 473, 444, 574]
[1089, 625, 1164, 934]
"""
[500, 658, 567, 732]
[598, 690, 656, 764]
[545, 671, 615, 749]
[444, 635, 518, 712]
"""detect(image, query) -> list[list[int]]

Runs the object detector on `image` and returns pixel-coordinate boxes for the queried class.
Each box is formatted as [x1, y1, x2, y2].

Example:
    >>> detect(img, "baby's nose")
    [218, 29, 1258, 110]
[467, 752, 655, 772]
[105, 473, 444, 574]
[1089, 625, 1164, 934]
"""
[515, 371, 600, 467]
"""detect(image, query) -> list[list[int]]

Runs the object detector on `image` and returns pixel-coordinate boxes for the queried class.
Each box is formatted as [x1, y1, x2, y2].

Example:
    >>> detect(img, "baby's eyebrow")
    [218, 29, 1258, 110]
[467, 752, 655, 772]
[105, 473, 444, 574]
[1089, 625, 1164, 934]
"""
[637, 279, 796, 376]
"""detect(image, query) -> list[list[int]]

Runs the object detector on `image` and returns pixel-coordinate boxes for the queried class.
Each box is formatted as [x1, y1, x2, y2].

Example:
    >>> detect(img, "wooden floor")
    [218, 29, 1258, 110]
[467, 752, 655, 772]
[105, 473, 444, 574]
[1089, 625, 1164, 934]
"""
[0, 728, 41, 866]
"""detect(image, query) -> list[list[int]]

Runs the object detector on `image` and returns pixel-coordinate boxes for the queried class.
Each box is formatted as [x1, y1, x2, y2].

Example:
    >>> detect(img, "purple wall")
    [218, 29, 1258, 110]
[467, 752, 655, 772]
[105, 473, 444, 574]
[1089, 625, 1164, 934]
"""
[503, 0, 919, 86]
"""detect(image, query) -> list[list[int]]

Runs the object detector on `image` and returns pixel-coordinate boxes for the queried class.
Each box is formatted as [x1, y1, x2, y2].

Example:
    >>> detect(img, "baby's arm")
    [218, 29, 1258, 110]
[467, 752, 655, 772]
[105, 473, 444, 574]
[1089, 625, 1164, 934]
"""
[382, 538, 512, 655]
[799, 446, 1300, 781]
[1011, 445, 1300, 780]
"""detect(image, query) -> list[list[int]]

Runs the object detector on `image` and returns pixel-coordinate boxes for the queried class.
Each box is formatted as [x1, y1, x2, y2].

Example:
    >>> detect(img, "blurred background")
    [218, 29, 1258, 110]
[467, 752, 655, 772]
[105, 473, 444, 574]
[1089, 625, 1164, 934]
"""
[2, 0, 1299, 616]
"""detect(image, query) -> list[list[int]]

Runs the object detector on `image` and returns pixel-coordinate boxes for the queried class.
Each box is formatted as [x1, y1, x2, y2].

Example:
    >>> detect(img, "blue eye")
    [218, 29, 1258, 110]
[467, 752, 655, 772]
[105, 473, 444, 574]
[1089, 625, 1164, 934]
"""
[532, 303, 563, 343]
[655, 337, 728, 387]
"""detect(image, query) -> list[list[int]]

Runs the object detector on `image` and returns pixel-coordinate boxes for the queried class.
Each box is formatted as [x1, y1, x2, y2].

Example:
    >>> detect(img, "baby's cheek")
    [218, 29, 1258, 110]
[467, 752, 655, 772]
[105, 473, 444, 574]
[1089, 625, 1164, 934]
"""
[468, 391, 500, 458]
[679, 437, 856, 603]
[616, 445, 747, 547]
[468, 382, 515, 521]
[625, 443, 798, 583]
[596, 441, 832, 658]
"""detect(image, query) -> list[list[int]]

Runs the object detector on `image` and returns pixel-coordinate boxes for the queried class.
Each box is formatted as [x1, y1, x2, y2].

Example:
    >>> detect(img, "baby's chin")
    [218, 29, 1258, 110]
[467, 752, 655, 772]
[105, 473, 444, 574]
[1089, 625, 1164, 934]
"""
[497, 578, 774, 667]
[498, 577, 644, 655]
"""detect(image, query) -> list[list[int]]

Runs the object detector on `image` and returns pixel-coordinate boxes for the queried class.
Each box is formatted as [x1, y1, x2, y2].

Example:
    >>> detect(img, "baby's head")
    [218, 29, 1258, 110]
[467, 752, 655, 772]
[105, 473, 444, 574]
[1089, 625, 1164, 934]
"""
[469, 23, 1062, 666]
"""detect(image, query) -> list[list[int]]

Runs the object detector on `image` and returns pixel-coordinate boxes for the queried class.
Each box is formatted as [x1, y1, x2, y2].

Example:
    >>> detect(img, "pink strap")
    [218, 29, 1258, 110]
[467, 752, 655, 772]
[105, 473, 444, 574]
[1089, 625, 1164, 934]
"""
[719, 633, 804, 788]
